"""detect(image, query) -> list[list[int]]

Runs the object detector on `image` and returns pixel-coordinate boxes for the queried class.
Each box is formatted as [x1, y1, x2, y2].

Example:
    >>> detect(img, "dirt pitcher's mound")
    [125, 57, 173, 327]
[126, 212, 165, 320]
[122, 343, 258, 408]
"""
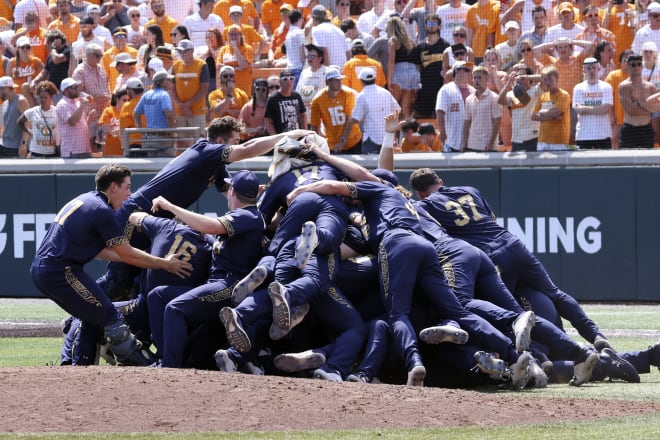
[2, 367, 658, 433]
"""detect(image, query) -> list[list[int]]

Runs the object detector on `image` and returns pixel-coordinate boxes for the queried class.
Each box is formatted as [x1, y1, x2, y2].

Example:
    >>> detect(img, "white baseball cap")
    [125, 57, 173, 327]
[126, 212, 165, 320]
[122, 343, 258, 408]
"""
[60, 77, 80, 91]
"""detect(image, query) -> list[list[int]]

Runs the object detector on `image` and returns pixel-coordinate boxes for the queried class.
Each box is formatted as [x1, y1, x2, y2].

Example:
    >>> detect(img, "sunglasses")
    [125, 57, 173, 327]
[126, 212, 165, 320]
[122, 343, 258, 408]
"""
[453, 33, 466, 38]
[281, 76, 295, 81]
[170, 33, 179, 37]
[221, 74, 235, 79]
[339, 2, 350, 5]
[269, 84, 280, 90]
[130, 14, 140, 18]
[307, 54, 318, 59]
[453, 51, 466, 56]
[651, 13, 660, 18]
[629, 61, 643, 67]
[521, 47, 532, 53]
[426, 20, 438, 26]
[584, 14, 598, 18]
[456, 67, 471, 73]
[19, 45, 31, 49]
[255, 86, 267, 92]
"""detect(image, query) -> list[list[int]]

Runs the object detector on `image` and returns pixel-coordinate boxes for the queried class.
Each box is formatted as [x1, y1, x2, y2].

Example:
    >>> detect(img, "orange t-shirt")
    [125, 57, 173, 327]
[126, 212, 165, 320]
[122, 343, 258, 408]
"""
[261, 0, 284, 34]
[533, 88, 571, 144]
[23, 28, 49, 64]
[310, 87, 362, 150]
[99, 105, 123, 156]
[102, 46, 139, 93]
[173, 58, 209, 116]
[466, 0, 500, 58]
[48, 16, 80, 47]
[9, 56, 43, 88]
[605, 68, 627, 126]
[145, 15, 178, 45]
[208, 87, 250, 117]
[214, 0, 259, 28]
[606, 4, 635, 67]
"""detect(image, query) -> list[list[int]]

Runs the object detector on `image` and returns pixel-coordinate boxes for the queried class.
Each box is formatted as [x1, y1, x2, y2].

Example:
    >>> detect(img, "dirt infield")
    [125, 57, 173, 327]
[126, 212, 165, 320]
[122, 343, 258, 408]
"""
[2, 366, 660, 433]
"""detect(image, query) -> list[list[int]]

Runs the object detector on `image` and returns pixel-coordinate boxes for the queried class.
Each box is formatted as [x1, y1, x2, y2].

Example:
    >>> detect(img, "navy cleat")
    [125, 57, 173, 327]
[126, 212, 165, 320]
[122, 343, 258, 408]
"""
[419, 325, 469, 345]
[512, 310, 535, 352]
[295, 221, 319, 269]
[214, 349, 237, 373]
[269, 281, 291, 331]
[601, 348, 640, 383]
[474, 351, 507, 376]
[269, 303, 309, 341]
[313, 368, 343, 382]
[570, 352, 599, 386]
[219, 307, 251, 353]
[508, 352, 533, 390]
[274, 350, 326, 372]
[648, 342, 660, 371]
[232, 265, 268, 305]
[347, 371, 372, 383]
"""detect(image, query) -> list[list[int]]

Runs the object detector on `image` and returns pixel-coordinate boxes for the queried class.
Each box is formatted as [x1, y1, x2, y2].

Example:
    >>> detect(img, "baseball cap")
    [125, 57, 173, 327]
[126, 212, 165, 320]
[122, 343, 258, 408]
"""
[126, 77, 144, 90]
[504, 21, 520, 31]
[325, 66, 344, 81]
[453, 60, 474, 73]
[372, 169, 399, 186]
[220, 65, 235, 75]
[358, 67, 376, 81]
[111, 52, 137, 66]
[223, 170, 259, 199]
[280, 69, 295, 78]
[153, 70, 174, 83]
[583, 57, 598, 65]
[627, 54, 643, 63]
[312, 4, 327, 18]
[557, 2, 574, 14]
[80, 15, 94, 25]
[418, 123, 437, 135]
[175, 39, 194, 51]
[113, 28, 128, 38]
[59, 77, 79, 91]
[156, 46, 173, 59]
[87, 4, 100, 13]
[648, 2, 660, 12]
[0, 75, 16, 88]
[451, 43, 467, 55]
[147, 57, 164, 71]
[642, 41, 658, 52]
[280, 3, 293, 13]
[351, 39, 365, 50]
[229, 5, 243, 14]
[16, 36, 31, 47]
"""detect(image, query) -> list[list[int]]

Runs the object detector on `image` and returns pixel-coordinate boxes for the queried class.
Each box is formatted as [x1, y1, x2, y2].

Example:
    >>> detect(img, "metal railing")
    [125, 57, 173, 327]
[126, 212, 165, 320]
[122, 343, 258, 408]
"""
[120, 127, 202, 157]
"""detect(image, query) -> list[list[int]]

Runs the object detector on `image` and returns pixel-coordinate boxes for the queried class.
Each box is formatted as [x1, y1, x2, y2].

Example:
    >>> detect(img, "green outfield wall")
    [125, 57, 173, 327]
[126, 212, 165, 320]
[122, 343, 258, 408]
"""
[1, 150, 659, 301]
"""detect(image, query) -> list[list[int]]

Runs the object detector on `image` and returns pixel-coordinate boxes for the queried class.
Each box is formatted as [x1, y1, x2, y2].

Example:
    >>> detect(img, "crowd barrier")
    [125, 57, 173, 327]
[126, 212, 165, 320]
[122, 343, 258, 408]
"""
[2, 149, 660, 302]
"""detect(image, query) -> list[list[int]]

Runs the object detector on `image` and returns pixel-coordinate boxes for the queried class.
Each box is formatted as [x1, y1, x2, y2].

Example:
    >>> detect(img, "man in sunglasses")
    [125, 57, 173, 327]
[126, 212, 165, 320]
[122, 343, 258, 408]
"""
[264, 69, 307, 134]
[618, 55, 656, 149]
[631, 2, 660, 56]
[437, 0, 469, 44]
[209, 65, 249, 119]
[515, 5, 548, 61]
[412, 13, 450, 119]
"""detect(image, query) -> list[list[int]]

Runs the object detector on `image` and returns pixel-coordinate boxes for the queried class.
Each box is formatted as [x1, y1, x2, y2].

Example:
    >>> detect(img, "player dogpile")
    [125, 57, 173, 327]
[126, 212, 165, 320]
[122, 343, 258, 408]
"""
[30, 115, 660, 390]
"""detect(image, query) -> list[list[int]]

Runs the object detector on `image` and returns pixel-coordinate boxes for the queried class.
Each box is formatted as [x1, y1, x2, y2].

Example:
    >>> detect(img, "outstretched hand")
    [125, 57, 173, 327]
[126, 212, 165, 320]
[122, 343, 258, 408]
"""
[151, 196, 173, 214]
[384, 112, 399, 134]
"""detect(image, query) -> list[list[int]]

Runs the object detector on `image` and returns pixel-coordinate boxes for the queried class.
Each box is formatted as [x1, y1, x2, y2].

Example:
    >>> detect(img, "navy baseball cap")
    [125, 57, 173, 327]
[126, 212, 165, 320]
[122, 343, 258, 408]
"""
[372, 169, 399, 186]
[224, 170, 259, 199]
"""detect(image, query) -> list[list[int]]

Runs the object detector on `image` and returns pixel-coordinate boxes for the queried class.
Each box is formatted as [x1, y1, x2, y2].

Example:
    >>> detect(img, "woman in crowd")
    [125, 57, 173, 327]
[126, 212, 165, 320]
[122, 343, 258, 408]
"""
[594, 40, 616, 81]
[124, 7, 145, 50]
[441, 26, 474, 78]
[218, 24, 254, 94]
[18, 80, 60, 158]
[238, 78, 269, 141]
[10, 36, 44, 107]
[386, 15, 419, 119]
[518, 38, 544, 74]
[98, 89, 130, 157]
[137, 25, 166, 72]
[200, 28, 224, 94]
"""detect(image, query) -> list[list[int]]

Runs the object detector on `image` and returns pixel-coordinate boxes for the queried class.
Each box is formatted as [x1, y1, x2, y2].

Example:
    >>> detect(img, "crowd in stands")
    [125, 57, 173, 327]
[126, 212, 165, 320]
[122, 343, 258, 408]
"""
[0, 0, 659, 158]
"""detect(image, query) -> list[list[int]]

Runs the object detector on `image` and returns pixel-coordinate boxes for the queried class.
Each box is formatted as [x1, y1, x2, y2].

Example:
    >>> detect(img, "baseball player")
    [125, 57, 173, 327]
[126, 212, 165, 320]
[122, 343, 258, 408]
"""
[409, 168, 615, 353]
[148, 170, 267, 368]
[30, 164, 192, 366]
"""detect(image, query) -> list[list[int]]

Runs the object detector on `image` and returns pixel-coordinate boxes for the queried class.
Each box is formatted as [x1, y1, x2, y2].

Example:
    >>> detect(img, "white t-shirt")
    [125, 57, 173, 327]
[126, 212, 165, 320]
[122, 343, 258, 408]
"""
[296, 65, 328, 120]
[23, 106, 60, 155]
[184, 13, 225, 48]
[357, 8, 392, 38]
[352, 84, 400, 144]
[284, 26, 306, 70]
[572, 80, 613, 141]
[632, 25, 660, 56]
[436, 3, 469, 45]
[546, 23, 585, 56]
[312, 22, 350, 68]
[436, 81, 474, 150]
[507, 83, 541, 143]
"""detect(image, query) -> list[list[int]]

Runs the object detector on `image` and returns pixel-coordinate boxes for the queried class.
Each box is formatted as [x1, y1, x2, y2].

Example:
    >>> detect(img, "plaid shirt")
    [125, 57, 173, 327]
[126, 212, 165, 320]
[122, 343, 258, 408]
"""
[56, 96, 91, 158]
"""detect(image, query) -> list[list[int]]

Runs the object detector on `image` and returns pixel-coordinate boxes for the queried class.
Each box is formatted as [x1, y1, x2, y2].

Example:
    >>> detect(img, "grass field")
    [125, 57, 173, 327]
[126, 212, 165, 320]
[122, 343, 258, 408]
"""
[1, 301, 659, 439]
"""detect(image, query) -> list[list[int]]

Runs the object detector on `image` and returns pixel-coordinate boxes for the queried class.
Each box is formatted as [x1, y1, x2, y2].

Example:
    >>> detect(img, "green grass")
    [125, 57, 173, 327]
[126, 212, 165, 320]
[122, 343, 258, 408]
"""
[1, 302, 659, 437]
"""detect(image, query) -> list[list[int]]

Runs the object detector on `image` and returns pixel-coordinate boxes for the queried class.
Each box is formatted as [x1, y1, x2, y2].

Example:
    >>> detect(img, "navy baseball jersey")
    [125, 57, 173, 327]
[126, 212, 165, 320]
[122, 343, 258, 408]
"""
[130, 138, 232, 211]
[419, 185, 509, 250]
[135, 215, 213, 290]
[347, 181, 423, 251]
[35, 190, 127, 265]
[258, 162, 347, 225]
[209, 205, 266, 278]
